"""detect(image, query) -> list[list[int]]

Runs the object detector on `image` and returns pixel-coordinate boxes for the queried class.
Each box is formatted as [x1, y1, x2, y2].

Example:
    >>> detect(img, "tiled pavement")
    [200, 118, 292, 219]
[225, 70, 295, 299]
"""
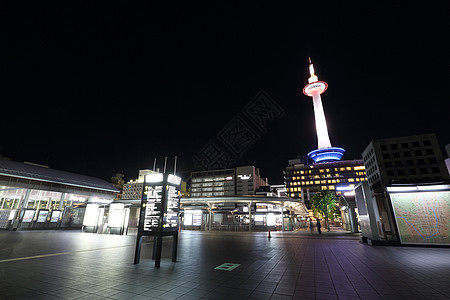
[0, 230, 449, 299]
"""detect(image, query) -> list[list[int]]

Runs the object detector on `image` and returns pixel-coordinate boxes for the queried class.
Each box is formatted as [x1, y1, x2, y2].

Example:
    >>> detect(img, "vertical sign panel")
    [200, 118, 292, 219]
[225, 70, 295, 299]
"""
[164, 185, 180, 231]
[143, 185, 163, 232]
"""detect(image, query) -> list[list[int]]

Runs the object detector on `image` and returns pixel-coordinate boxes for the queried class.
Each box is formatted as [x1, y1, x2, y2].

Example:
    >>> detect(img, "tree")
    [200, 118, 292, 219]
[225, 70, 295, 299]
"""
[311, 190, 338, 231]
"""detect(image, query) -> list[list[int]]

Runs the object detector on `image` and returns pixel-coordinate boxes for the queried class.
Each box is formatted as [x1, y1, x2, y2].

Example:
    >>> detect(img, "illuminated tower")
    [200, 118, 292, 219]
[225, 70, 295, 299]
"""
[303, 58, 345, 163]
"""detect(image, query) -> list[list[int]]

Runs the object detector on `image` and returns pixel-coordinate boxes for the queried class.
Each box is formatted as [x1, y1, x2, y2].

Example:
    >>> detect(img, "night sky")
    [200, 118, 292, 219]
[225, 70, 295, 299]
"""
[1, 2, 448, 184]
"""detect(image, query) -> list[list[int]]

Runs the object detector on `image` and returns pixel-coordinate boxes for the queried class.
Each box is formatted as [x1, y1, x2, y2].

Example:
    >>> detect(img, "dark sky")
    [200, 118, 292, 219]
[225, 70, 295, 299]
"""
[1, 2, 448, 184]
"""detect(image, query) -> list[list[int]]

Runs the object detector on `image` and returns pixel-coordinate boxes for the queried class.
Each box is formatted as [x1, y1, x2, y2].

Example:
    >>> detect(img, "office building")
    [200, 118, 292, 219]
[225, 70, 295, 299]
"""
[284, 158, 367, 202]
[121, 169, 155, 200]
[356, 134, 450, 245]
[190, 166, 269, 197]
[362, 133, 449, 193]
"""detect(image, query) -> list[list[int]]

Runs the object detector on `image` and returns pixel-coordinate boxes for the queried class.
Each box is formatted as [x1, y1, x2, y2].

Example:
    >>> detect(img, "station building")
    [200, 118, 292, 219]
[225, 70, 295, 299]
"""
[183, 166, 308, 231]
[0, 159, 118, 230]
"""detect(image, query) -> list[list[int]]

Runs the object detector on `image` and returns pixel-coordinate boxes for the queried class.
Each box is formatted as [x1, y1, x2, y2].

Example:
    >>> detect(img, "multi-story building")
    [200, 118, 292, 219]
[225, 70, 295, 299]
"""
[190, 166, 268, 197]
[362, 133, 449, 193]
[444, 143, 450, 175]
[284, 158, 367, 202]
[356, 133, 450, 244]
[121, 169, 155, 200]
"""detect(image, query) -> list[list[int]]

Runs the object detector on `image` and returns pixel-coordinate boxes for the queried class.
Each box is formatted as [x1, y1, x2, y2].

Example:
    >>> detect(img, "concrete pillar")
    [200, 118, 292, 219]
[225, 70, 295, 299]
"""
[207, 202, 212, 231]
[248, 201, 252, 232]
[17, 189, 31, 220]
[21, 189, 31, 209]
[58, 193, 66, 210]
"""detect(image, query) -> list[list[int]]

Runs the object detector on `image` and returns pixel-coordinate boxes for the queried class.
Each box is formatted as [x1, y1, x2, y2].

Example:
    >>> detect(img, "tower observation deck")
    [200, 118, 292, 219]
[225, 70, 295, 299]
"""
[303, 59, 344, 163]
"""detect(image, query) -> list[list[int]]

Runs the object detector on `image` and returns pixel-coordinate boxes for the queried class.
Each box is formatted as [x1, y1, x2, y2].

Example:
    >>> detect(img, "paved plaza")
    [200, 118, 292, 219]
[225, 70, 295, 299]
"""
[0, 229, 449, 299]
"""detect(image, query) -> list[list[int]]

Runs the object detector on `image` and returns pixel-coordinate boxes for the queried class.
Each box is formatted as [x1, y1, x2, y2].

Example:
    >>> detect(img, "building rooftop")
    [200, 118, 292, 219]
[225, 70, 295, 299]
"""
[0, 159, 118, 193]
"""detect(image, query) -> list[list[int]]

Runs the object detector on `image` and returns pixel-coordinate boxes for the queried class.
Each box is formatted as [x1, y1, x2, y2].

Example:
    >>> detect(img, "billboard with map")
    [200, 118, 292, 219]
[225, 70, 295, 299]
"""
[389, 191, 450, 245]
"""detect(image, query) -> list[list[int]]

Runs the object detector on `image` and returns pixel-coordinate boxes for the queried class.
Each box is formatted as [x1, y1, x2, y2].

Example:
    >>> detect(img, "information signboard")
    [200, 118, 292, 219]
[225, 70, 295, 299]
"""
[22, 210, 35, 223]
[135, 172, 182, 267]
[50, 210, 61, 223]
[389, 190, 450, 245]
[37, 210, 49, 223]
[141, 175, 181, 233]
[164, 186, 180, 231]
[108, 203, 125, 228]
[192, 213, 202, 226]
[143, 185, 163, 232]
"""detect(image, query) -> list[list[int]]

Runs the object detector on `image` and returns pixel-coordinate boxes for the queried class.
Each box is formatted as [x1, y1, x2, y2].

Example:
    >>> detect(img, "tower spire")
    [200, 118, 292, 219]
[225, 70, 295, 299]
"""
[308, 57, 318, 83]
[302, 58, 345, 163]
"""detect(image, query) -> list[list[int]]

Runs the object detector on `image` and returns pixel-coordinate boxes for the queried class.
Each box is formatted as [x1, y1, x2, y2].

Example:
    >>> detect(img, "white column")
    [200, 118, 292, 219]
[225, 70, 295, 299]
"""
[58, 193, 66, 210]
[312, 93, 332, 149]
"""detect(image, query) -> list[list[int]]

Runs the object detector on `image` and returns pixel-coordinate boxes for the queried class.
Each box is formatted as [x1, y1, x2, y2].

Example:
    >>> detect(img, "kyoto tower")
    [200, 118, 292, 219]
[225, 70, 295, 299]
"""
[303, 58, 345, 163]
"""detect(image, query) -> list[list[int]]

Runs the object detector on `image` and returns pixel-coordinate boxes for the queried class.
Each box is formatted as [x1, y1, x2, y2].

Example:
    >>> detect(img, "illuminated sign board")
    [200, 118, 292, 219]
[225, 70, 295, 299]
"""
[140, 173, 181, 233]
[50, 210, 61, 223]
[267, 213, 276, 226]
[83, 204, 99, 227]
[184, 213, 193, 226]
[22, 210, 35, 223]
[108, 203, 125, 228]
[389, 190, 450, 245]
[143, 185, 163, 231]
[256, 203, 268, 212]
[192, 213, 202, 226]
[37, 210, 49, 223]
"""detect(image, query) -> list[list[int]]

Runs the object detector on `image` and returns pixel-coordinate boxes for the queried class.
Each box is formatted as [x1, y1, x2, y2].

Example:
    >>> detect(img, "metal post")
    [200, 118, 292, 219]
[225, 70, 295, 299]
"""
[155, 235, 163, 268]
[248, 200, 252, 232]
[134, 234, 143, 264]
[173, 156, 177, 175]
[172, 231, 178, 262]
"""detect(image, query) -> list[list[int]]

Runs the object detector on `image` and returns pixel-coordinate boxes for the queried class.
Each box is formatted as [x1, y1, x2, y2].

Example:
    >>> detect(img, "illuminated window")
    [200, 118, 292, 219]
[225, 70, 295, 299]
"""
[315, 181, 320, 184]
[340, 168, 345, 171]
[354, 166, 365, 170]
[322, 186, 327, 190]
[301, 181, 305, 185]
[321, 180, 327, 184]
[327, 180, 332, 183]
[328, 186, 335, 190]
[332, 180, 336, 183]
[326, 169, 330, 172]
[348, 178, 355, 182]
[336, 179, 340, 183]
[356, 178, 360, 181]
[290, 193, 295, 197]
[300, 171, 304, 174]
[346, 167, 352, 170]
[294, 187, 298, 192]
[301, 176, 305, 179]
[319, 169, 324, 173]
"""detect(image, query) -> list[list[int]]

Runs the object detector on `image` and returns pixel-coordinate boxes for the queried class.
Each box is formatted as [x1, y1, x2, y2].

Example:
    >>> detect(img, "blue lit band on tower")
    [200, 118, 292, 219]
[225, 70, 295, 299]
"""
[303, 58, 345, 163]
